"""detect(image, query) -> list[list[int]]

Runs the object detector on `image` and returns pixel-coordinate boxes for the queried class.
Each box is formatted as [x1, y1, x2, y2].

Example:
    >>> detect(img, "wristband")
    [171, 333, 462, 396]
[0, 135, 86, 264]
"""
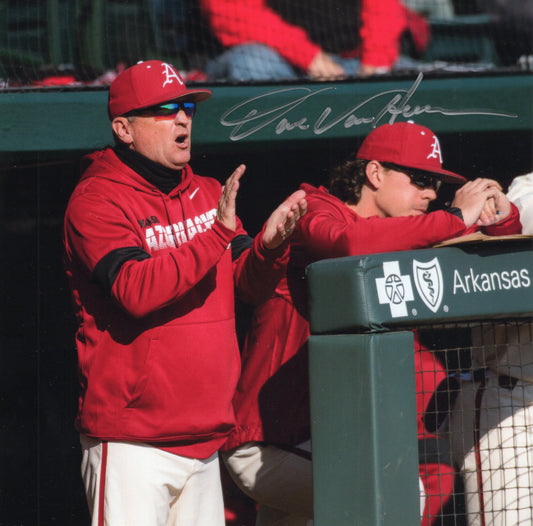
[446, 207, 464, 222]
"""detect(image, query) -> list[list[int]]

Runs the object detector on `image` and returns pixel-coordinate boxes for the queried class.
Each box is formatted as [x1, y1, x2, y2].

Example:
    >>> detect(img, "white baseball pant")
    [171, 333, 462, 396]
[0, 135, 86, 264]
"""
[80, 434, 225, 526]
[222, 441, 426, 525]
[449, 376, 533, 526]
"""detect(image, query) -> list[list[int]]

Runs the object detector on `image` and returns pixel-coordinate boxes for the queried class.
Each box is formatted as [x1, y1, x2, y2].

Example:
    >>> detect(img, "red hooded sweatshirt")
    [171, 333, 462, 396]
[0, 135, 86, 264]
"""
[63, 147, 285, 458]
[224, 183, 522, 449]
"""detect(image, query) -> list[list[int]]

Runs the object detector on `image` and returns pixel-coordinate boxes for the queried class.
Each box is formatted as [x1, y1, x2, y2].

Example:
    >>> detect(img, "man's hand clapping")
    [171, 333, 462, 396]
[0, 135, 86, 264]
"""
[262, 190, 307, 250]
[216, 164, 246, 231]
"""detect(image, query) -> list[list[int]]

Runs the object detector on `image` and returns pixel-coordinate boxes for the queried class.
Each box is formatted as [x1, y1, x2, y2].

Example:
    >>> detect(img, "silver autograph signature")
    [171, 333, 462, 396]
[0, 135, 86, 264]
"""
[220, 73, 517, 141]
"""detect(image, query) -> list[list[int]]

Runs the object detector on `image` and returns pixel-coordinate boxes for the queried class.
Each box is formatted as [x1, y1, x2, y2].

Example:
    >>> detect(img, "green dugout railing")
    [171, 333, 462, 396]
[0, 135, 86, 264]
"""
[1, 71, 531, 164]
[306, 238, 533, 525]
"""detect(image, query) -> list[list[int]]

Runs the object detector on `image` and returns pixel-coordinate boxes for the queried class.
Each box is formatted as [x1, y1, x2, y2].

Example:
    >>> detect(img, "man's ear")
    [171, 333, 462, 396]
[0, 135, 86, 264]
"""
[111, 117, 134, 145]
[365, 160, 383, 189]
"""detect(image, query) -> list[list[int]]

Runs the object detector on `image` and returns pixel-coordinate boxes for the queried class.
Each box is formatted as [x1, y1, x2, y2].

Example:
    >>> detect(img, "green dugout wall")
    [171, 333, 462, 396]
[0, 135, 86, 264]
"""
[1, 71, 532, 165]
[306, 238, 533, 525]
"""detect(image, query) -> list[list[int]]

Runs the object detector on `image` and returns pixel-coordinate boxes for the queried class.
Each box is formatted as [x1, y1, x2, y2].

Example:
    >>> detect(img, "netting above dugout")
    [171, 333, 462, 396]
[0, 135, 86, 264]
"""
[0, 0, 532, 89]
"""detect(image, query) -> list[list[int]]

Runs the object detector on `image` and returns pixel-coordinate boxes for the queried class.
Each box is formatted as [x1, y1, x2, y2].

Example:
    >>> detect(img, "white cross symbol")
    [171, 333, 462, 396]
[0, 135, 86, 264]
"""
[375, 261, 414, 318]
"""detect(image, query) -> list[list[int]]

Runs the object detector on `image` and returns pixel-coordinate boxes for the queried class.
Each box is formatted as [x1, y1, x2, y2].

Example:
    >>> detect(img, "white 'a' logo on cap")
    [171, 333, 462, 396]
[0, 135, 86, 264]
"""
[161, 62, 184, 87]
[427, 135, 443, 163]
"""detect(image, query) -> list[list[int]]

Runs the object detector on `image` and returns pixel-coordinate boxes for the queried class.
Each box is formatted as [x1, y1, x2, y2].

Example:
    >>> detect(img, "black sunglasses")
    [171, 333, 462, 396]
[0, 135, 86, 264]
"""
[128, 101, 196, 119]
[380, 162, 442, 191]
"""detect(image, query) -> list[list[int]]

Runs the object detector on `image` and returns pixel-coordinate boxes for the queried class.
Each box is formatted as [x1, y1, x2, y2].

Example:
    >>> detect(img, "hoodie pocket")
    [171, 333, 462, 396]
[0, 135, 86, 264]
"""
[126, 337, 159, 408]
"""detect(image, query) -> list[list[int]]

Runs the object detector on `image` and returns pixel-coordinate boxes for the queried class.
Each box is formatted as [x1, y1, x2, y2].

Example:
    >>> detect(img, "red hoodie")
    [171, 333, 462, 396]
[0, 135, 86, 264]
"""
[63, 147, 285, 458]
[224, 183, 522, 449]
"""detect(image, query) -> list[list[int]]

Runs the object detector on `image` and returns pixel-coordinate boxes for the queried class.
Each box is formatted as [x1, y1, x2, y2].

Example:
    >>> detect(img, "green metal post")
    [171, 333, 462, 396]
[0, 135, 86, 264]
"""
[309, 332, 419, 525]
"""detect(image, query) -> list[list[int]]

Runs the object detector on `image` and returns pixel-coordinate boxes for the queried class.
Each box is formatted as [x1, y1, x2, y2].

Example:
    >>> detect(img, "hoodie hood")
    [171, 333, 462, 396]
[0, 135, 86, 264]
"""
[80, 147, 193, 196]
[299, 182, 354, 215]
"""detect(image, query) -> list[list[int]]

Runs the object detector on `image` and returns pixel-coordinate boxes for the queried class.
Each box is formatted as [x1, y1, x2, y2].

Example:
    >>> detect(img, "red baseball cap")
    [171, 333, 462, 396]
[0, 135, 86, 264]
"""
[356, 122, 466, 184]
[108, 60, 212, 119]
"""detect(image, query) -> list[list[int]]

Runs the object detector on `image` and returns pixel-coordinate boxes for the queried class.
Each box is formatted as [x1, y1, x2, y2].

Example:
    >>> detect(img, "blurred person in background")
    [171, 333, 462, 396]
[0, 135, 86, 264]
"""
[199, 0, 429, 81]
[448, 171, 533, 526]
[485, 0, 533, 66]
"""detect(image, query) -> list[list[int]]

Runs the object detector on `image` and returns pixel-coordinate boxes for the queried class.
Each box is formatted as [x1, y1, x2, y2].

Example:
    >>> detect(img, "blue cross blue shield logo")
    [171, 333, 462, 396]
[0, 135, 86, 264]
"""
[375, 261, 414, 317]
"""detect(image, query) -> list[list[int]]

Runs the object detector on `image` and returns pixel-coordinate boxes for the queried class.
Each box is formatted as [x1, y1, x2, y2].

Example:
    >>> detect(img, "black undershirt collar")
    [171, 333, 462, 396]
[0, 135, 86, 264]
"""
[113, 144, 182, 195]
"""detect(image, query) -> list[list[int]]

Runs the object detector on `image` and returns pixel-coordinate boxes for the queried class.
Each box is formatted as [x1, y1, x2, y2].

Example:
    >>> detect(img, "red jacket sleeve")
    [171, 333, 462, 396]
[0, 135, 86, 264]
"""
[233, 223, 289, 305]
[482, 202, 522, 235]
[460, 202, 522, 236]
[110, 220, 238, 318]
[359, 0, 407, 68]
[65, 189, 238, 318]
[296, 208, 467, 259]
[200, 0, 321, 71]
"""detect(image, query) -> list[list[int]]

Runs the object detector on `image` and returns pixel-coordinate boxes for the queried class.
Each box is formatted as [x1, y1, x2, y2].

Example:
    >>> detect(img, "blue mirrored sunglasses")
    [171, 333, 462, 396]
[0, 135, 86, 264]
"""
[129, 101, 196, 118]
